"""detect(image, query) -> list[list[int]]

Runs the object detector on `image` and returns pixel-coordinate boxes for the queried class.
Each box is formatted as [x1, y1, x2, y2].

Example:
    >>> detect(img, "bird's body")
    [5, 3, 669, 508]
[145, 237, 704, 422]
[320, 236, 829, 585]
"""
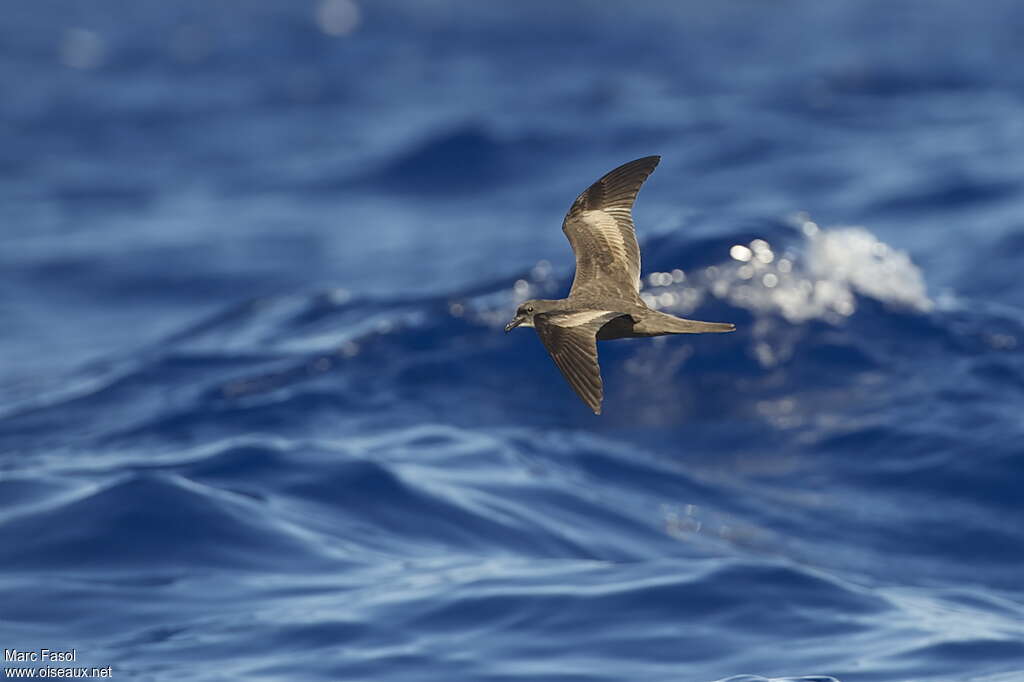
[505, 156, 735, 414]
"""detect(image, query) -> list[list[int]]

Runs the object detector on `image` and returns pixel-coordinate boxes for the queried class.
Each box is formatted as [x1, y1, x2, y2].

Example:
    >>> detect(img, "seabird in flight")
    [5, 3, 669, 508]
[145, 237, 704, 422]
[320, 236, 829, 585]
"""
[504, 156, 735, 414]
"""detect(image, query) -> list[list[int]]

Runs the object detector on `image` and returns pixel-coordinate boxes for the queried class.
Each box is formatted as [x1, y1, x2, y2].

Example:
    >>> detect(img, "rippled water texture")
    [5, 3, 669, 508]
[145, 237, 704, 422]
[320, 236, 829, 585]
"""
[2, 1, 1024, 680]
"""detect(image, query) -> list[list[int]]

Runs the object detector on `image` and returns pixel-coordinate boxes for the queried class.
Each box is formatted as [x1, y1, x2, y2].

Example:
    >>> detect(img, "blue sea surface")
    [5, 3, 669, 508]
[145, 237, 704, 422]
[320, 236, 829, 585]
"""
[2, 1, 1024, 680]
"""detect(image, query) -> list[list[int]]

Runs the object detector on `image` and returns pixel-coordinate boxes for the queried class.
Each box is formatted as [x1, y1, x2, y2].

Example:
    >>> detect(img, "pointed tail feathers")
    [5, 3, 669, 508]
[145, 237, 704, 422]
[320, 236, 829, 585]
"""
[635, 311, 735, 335]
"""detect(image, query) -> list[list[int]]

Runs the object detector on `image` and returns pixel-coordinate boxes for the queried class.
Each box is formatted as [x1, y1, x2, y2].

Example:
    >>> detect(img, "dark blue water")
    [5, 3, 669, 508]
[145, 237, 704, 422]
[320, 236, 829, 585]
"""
[3, 1, 1024, 680]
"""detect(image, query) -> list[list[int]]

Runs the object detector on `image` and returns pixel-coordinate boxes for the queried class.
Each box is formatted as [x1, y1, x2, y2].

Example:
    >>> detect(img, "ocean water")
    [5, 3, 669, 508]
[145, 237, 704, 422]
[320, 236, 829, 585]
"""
[2, 1, 1024, 680]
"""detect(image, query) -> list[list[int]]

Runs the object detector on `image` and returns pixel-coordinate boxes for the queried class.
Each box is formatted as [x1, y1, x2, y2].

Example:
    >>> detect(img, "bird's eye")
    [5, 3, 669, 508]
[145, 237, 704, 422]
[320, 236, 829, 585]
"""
[526, 306, 534, 313]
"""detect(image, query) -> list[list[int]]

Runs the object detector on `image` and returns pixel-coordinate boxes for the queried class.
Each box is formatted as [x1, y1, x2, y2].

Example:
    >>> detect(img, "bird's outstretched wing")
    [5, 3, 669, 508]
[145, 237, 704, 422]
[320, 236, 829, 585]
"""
[534, 311, 629, 414]
[562, 156, 660, 302]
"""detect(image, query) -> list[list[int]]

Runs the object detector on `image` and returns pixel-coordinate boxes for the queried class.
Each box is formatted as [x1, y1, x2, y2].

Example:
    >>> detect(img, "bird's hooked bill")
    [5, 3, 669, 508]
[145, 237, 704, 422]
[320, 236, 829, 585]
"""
[504, 315, 524, 333]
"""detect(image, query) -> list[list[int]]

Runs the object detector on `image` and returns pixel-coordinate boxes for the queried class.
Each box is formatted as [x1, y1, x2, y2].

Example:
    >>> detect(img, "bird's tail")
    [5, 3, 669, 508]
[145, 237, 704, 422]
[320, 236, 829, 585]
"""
[634, 311, 735, 335]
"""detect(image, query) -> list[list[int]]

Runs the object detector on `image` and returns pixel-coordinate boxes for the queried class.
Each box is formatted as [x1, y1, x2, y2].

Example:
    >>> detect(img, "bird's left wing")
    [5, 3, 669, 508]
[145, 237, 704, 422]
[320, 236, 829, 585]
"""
[562, 156, 660, 301]
[533, 311, 629, 414]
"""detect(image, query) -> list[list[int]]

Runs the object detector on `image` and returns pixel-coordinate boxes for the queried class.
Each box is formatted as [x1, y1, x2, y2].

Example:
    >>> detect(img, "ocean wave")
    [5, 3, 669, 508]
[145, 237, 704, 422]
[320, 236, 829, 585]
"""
[0, 473, 340, 572]
[1, 222, 1020, 677]
[4, 217, 1021, 443]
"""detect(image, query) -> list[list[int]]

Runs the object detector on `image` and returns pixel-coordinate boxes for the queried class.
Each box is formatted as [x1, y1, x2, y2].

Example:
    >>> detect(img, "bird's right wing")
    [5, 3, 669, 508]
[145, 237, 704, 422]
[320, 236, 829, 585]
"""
[533, 311, 629, 414]
[562, 156, 660, 301]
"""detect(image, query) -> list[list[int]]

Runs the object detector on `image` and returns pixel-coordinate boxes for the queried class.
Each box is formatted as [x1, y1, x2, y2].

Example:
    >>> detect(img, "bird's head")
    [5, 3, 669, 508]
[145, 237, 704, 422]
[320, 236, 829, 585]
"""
[504, 299, 557, 332]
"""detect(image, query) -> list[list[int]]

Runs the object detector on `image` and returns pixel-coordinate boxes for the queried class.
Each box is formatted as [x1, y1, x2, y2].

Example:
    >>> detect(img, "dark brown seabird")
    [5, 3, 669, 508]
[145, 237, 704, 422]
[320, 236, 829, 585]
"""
[504, 156, 735, 414]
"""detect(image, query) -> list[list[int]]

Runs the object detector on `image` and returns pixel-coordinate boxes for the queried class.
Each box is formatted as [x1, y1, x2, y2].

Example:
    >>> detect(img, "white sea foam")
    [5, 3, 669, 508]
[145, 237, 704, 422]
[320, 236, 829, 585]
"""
[644, 216, 932, 324]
